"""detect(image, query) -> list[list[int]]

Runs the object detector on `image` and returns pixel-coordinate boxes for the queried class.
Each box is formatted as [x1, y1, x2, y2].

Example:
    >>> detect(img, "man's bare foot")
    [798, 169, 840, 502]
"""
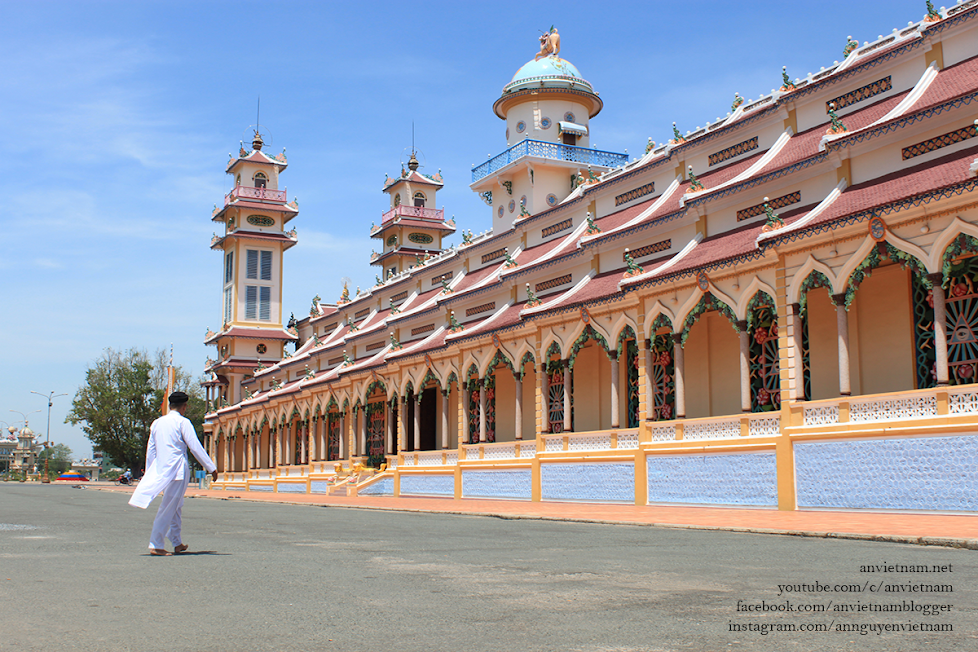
[173, 544, 188, 554]
[149, 548, 171, 556]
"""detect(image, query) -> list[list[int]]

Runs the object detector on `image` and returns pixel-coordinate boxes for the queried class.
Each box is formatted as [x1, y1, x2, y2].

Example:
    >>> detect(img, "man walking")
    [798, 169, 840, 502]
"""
[128, 391, 217, 556]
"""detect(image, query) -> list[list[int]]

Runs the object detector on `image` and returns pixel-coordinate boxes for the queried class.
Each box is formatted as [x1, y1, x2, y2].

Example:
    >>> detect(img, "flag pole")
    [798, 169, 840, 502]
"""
[162, 343, 175, 415]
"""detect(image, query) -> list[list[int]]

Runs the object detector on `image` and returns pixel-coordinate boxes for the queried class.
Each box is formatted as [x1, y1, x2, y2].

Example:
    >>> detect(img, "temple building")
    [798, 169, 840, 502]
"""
[204, 8, 978, 512]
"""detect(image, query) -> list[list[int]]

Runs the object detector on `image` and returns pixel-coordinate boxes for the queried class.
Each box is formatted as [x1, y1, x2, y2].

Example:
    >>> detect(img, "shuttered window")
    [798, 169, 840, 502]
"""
[245, 286, 257, 319]
[224, 288, 232, 323]
[245, 286, 271, 321]
[224, 251, 234, 284]
[246, 249, 272, 280]
[259, 286, 271, 320]
[246, 250, 258, 279]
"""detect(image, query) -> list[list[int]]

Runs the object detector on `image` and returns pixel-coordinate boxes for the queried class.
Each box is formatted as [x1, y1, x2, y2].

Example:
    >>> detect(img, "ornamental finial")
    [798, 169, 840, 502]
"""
[780, 66, 796, 92]
[687, 165, 704, 192]
[525, 283, 541, 308]
[826, 102, 848, 135]
[671, 122, 685, 143]
[534, 26, 560, 61]
[732, 92, 744, 111]
[843, 36, 859, 58]
[761, 196, 785, 232]
[623, 248, 644, 278]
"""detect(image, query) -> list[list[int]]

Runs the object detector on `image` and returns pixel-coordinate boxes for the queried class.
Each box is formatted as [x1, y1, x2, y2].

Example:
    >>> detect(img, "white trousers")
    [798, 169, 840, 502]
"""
[148, 477, 188, 549]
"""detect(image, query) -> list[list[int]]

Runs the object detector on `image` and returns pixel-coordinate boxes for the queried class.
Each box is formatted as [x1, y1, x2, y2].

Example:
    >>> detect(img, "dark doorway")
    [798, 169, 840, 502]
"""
[420, 387, 438, 450]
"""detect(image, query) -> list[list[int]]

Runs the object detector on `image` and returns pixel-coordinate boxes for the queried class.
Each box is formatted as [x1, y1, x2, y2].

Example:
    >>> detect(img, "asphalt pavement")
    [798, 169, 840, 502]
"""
[1, 483, 974, 652]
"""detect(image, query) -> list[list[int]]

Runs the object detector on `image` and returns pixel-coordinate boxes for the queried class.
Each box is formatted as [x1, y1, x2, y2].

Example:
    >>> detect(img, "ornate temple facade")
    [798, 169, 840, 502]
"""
[204, 8, 978, 512]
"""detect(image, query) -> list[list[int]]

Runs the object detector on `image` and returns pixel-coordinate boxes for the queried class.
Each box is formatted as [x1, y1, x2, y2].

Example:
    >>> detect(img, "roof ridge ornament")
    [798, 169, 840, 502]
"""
[687, 166, 704, 192]
[731, 93, 744, 112]
[843, 35, 859, 58]
[535, 26, 560, 61]
[780, 66, 796, 92]
[826, 102, 848, 135]
[761, 197, 785, 233]
[671, 122, 686, 144]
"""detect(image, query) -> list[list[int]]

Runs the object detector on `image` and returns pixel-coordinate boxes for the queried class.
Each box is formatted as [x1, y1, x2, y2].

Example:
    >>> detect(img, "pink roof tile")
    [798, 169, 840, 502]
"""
[796, 142, 978, 229]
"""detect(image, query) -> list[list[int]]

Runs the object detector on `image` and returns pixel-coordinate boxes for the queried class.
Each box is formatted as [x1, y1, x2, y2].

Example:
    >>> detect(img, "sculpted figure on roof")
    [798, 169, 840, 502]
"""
[535, 27, 560, 61]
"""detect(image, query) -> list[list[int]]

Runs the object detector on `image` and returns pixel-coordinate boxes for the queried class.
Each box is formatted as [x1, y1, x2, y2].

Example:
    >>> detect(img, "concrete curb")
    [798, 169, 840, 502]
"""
[89, 486, 978, 550]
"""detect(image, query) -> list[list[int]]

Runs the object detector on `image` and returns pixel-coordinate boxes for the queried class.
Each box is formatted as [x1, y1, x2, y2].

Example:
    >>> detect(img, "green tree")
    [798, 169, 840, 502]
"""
[66, 348, 206, 474]
[38, 443, 73, 475]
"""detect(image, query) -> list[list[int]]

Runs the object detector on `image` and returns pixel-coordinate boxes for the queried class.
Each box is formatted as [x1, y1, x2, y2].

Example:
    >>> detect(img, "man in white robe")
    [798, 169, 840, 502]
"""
[129, 391, 217, 556]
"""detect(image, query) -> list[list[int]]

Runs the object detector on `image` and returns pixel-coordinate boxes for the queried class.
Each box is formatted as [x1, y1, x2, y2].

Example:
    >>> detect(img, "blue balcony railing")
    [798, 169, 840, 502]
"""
[471, 139, 629, 183]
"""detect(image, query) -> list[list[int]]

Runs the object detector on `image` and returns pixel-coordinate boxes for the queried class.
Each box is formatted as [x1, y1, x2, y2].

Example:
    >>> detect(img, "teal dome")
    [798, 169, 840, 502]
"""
[503, 56, 594, 94]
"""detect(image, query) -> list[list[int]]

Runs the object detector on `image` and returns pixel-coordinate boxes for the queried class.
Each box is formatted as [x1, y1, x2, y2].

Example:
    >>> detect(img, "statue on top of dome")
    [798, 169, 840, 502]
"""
[535, 26, 560, 61]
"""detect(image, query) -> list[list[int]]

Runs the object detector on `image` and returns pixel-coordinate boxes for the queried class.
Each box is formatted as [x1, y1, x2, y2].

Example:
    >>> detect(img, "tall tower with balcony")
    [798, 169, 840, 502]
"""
[470, 28, 627, 221]
[371, 152, 456, 277]
[205, 130, 299, 406]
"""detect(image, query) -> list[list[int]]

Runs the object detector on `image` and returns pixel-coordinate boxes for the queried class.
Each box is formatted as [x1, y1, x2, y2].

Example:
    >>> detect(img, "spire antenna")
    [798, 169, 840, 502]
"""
[256, 96, 261, 134]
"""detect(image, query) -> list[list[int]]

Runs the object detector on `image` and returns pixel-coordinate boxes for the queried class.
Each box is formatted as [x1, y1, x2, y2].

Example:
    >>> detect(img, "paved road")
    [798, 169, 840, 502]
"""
[1, 484, 974, 652]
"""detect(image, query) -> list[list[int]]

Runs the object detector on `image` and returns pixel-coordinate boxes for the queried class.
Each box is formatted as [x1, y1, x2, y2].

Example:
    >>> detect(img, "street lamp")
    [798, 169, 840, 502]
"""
[9, 409, 41, 426]
[31, 391, 67, 446]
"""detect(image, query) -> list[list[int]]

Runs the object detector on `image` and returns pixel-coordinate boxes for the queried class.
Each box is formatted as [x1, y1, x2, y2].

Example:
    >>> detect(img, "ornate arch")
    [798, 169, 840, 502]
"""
[484, 349, 516, 379]
[366, 379, 387, 398]
[568, 324, 612, 367]
[843, 241, 930, 309]
[518, 351, 536, 379]
[616, 324, 637, 356]
[420, 367, 442, 390]
[680, 292, 739, 346]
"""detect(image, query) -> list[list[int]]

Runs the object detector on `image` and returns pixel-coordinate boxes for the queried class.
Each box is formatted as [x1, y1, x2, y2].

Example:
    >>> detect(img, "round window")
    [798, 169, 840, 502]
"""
[547, 193, 558, 207]
[508, 200, 516, 213]
[541, 117, 552, 129]
[564, 112, 575, 122]
[516, 121, 526, 133]
[498, 206, 504, 218]
[257, 343, 267, 354]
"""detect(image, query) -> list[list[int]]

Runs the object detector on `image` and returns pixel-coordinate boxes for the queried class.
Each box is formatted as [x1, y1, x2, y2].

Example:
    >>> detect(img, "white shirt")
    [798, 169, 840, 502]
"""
[128, 410, 216, 509]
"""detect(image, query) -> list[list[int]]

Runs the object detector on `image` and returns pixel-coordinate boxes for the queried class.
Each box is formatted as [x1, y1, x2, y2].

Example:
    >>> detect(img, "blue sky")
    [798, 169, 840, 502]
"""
[0, 0, 928, 458]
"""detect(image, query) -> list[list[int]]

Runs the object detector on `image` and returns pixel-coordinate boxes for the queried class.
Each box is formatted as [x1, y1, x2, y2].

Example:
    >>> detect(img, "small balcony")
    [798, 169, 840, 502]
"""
[225, 185, 287, 205]
[471, 139, 629, 183]
[381, 204, 445, 225]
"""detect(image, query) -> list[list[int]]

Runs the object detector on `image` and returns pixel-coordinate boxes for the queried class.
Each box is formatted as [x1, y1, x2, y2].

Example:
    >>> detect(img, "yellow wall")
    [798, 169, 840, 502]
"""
[573, 343, 611, 430]
[852, 264, 915, 394]
[685, 311, 740, 418]
[495, 369, 517, 442]
[522, 366, 537, 437]
[807, 287, 839, 400]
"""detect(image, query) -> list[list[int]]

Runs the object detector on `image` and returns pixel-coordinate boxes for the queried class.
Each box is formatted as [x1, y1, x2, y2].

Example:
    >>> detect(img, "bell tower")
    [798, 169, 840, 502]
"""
[371, 151, 455, 278]
[204, 130, 299, 407]
[470, 28, 627, 222]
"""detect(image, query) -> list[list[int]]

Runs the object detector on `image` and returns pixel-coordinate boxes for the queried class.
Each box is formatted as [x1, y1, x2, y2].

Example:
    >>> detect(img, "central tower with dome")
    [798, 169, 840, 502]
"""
[470, 28, 627, 223]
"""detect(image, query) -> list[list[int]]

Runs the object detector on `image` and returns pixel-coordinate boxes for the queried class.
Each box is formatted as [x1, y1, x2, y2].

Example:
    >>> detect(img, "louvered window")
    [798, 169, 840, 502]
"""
[224, 288, 232, 323]
[224, 251, 234, 284]
[246, 249, 272, 280]
[245, 286, 271, 321]
[259, 286, 271, 320]
[245, 286, 257, 319]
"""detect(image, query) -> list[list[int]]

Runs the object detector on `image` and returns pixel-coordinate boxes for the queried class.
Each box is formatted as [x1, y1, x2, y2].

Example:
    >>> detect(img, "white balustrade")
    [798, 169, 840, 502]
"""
[544, 437, 563, 452]
[617, 431, 639, 449]
[747, 416, 781, 437]
[417, 453, 444, 466]
[484, 445, 517, 460]
[445, 452, 459, 465]
[948, 388, 978, 415]
[518, 444, 536, 458]
[849, 394, 937, 422]
[683, 419, 741, 441]
[568, 434, 612, 451]
[649, 424, 677, 442]
[803, 404, 840, 426]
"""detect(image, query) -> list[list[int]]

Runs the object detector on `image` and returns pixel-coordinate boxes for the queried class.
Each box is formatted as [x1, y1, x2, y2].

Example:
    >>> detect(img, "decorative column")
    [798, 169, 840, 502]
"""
[645, 339, 654, 420]
[609, 351, 620, 429]
[222, 434, 229, 474]
[398, 396, 407, 451]
[339, 411, 347, 459]
[514, 375, 523, 440]
[246, 432, 254, 470]
[385, 399, 393, 455]
[414, 394, 422, 450]
[833, 293, 851, 396]
[540, 363, 550, 433]
[441, 390, 450, 448]
[790, 304, 804, 401]
[562, 360, 571, 432]
[274, 427, 282, 467]
[479, 378, 487, 442]
[672, 333, 686, 418]
[928, 273, 949, 386]
[737, 320, 750, 412]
